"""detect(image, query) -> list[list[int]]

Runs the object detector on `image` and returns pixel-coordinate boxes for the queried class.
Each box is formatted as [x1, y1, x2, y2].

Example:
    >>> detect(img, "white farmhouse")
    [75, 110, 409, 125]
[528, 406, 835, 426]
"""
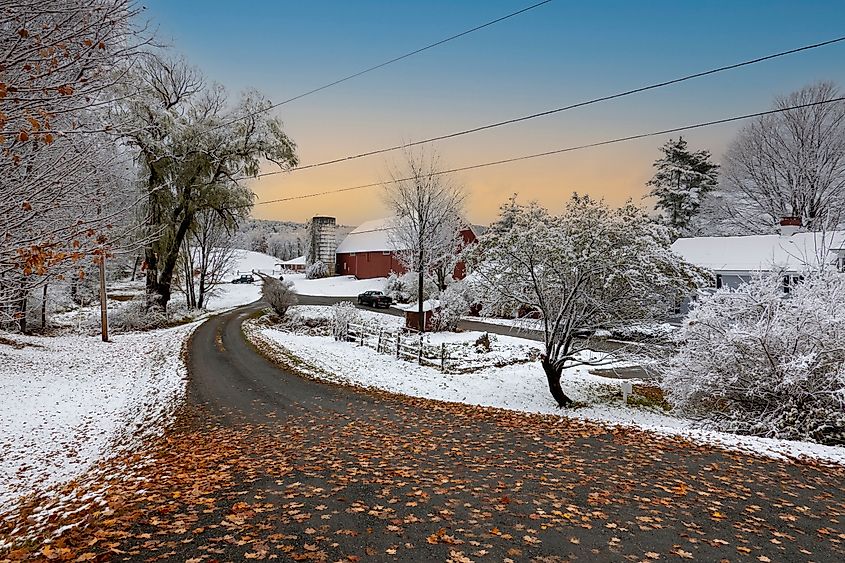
[672, 218, 845, 293]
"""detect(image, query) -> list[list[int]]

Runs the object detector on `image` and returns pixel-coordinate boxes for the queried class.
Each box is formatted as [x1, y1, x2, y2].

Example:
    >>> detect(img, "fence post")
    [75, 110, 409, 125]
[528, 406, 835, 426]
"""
[345, 321, 349, 342]
[360, 327, 364, 347]
[441, 343, 446, 372]
[417, 338, 423, 365]
[396, 333, 401, 358]
[377, 329, 383, 353]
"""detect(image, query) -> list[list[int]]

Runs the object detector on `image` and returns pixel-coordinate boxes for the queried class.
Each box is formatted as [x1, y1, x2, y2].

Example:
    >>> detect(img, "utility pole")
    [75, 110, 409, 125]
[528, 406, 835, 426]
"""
[99, 253, 108, 342]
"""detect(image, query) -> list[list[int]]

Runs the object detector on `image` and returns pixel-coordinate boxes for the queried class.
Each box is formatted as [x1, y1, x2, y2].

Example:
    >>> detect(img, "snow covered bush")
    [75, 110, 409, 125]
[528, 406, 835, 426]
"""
[331, 301, 360, 339]
[431, 280, 475, 331]
[109, 299, 170, 332]
[305, 261, 328, 280]
[384, 272, 410, 303]
[261, 277, 298, 318]
[383, 271, 437, 304]
[662, 271, 845, 445]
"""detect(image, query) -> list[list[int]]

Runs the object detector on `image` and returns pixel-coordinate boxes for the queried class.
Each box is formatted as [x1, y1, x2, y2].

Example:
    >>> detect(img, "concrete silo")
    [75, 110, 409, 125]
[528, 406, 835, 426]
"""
[306, 216, 337, 275]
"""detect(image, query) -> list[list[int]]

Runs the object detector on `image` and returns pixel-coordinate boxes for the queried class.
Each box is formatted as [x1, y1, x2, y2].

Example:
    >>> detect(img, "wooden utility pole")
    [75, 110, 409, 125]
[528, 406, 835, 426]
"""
[99, 254, 108, 342]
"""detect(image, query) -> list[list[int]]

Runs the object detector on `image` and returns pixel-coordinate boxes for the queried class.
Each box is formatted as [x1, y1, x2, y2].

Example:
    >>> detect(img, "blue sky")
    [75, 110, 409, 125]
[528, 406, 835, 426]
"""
[140, 0, 845, 224]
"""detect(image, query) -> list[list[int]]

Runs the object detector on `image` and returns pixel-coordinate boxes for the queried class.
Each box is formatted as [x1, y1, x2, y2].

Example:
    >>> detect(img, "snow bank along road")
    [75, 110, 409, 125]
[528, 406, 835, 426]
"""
[5, 302, 843, 560]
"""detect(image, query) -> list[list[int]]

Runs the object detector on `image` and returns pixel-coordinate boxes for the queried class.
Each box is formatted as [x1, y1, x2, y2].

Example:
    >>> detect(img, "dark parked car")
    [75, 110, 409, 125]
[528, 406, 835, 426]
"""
[357, 290, 392, 308]
[231, 274, 255, 284]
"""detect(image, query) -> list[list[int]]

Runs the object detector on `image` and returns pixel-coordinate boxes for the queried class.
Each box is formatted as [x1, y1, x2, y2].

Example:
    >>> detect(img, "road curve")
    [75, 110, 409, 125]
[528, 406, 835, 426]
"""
[173, 302, 845, 561]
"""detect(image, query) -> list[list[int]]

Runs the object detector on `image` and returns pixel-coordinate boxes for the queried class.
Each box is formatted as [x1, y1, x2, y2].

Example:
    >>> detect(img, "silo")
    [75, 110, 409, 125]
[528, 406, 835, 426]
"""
[306, 216, 337, 275]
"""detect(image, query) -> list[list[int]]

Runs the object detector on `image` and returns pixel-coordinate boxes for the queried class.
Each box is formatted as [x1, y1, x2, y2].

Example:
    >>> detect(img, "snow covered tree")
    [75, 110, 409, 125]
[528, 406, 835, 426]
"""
[662, 270, 845, 445]
[305, 260, 328, 279]
[115, 55, 298, 311]
[0, 0, 145, 328]
[430, 279, 475, 332]
[646, 137, 719, 234]
[258, 273, 297, 318]
[180, 207, 244, 310]
[383, 148, 466, 331]
[720, 81, 845, 233]
[467, 195, 709, 407]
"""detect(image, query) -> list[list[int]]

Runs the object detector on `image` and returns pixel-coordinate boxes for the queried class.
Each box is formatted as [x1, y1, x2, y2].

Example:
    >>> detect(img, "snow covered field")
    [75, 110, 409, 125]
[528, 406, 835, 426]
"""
[211, 249, 387, 303]
[248, 307, 845, 465]
[0, 323, 194, 511]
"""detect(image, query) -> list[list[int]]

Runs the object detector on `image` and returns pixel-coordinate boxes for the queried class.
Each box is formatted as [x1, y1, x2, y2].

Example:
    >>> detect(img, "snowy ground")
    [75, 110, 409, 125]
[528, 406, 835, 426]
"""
[247, 307, 845, 466]
[0, 252, 276, 513]
[208, 249, 387, 303]
[0, 323, 194, 512]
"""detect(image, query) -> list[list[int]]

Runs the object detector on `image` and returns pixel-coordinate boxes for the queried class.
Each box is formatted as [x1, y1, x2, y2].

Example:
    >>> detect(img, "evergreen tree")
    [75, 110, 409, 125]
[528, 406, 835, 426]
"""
[647, 137, 719, 234]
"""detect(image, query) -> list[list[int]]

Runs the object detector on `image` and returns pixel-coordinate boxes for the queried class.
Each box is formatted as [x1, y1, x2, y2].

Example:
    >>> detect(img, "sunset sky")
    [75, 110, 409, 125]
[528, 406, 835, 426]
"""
[142, 0, 845, 226]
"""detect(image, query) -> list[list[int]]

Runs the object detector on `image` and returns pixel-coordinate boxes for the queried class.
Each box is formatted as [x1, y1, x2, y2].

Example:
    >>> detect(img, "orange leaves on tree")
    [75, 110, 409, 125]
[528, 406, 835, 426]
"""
[17, 130, 28, 142]
[57, 84, 74, 96]
[18, 28, 28, 38]
[22, 201, 32, 211]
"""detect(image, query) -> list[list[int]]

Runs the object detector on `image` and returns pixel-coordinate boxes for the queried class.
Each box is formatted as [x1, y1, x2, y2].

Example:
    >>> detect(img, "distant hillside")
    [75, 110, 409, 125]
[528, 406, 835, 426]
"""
[232, 219, 353, 261]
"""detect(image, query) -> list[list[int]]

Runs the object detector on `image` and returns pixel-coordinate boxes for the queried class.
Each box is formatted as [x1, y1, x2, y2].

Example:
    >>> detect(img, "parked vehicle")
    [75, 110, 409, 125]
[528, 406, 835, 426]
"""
[357, 290, 392, 308]
[231, 274, 255, 284]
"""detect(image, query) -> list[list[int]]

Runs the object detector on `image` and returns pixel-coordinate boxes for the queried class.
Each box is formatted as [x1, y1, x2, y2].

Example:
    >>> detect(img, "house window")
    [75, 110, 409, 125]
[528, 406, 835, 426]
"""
[382, 251, 390, 256]
[349, 253, 356, 257]
[782, 274, 804, 294]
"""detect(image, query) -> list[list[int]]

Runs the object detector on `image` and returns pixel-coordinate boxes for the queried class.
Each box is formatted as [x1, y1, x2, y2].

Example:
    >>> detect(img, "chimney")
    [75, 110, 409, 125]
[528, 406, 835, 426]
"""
[778, 216, 802, 237]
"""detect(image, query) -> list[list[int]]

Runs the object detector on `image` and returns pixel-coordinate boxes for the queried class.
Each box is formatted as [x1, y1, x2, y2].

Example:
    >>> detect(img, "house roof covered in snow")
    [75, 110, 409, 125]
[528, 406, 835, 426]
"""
[395, 299, 441, 312]
[280, 255, 306, 265]
[671, 231, 845, 273]
[335, 217, 401, 254]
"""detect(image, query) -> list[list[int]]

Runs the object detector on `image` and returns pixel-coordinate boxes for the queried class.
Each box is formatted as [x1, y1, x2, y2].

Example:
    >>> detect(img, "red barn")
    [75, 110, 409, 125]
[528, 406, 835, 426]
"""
[335, 217, 478, 280]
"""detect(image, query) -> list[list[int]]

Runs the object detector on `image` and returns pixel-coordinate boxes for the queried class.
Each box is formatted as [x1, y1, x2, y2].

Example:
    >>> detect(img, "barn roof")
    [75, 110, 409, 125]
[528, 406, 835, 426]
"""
[671, 231, 845, 273]
[335, 217, 401, 253]
[336, 216, 479, 254]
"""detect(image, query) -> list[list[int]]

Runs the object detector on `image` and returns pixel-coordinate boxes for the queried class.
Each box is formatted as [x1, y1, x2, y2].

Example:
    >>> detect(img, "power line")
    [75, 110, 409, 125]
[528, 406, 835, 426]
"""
[244, 96, 845, 207]
[257, 34, 845, 175]
[212, 0, 552, 131]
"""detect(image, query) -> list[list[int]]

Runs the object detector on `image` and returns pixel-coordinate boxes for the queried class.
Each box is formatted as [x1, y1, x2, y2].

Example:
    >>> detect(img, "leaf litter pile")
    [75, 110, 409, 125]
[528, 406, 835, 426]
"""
[2, 389, 844, 562]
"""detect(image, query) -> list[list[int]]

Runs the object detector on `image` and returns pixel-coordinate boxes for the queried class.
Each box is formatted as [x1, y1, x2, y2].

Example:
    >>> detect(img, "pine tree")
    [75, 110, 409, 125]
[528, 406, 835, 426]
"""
[647, 137, 719, 234]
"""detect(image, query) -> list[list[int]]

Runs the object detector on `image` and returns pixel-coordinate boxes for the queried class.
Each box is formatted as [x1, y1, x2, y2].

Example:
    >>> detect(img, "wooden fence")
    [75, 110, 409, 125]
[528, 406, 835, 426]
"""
[337, 321, 453, 372]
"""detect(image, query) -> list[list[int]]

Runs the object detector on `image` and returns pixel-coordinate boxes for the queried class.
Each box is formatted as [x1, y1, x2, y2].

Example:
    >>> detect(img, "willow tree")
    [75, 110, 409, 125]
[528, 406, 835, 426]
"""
[115, 55, 298, 310]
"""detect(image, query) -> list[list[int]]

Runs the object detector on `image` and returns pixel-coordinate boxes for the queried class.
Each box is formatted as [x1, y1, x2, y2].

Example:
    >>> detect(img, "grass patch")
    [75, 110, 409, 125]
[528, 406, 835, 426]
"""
[628, 384, 671, 411]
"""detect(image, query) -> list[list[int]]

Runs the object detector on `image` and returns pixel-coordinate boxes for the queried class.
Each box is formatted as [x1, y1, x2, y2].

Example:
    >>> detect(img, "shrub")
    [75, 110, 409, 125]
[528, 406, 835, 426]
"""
[431, 280, 474, 331]
[305, 261, 328, 279]
[108, 299, 170, 332]
[331, 301, 360, 339]
[662, 270, 845, 445]
[261, 277, 298, 317]
[383, 271, 437, 304]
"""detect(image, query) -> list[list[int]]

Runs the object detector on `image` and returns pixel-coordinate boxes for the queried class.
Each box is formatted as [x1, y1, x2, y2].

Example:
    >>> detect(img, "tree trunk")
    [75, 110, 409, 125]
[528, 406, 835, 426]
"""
[17, 282, 27, 334]
[130, 255, 140, 280]
[146, 214, 194, 312]
[418, 252, 425, 333]
[144, 244, 166, 311]
[41, 284, 47, 329]
[542, 358, 574, 408]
